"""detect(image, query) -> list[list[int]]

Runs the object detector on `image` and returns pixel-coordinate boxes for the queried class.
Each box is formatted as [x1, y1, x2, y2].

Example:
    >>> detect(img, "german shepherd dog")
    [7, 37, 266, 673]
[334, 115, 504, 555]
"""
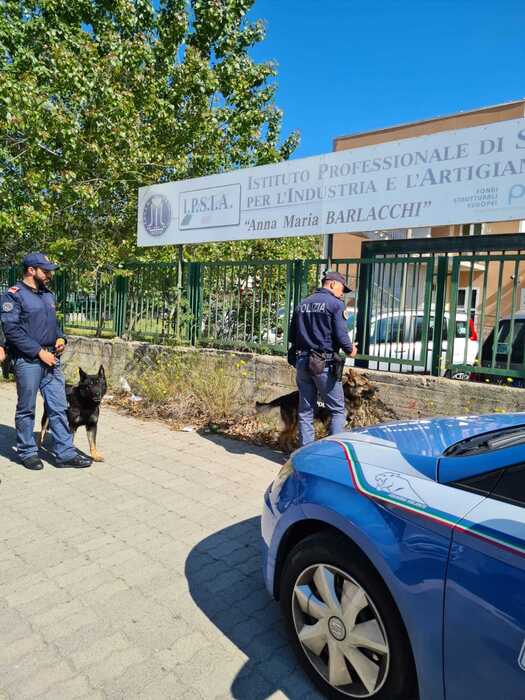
[39, 366, 107, 462]
[1, 348, 14, 380]
[255, 370, 379, 452]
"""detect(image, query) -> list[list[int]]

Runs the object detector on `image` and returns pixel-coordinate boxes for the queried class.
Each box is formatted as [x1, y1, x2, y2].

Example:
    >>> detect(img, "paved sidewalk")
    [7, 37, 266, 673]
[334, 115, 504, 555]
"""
[0, 382, 321, 699]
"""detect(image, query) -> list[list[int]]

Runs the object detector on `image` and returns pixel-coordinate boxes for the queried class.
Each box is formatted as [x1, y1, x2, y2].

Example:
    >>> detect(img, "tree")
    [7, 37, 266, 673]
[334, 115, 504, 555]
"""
[0, 0, 320, 267]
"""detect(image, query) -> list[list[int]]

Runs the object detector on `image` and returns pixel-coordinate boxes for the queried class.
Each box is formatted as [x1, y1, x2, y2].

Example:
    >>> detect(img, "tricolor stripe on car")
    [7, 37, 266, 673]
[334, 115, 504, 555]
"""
[332, 438, 525, 558]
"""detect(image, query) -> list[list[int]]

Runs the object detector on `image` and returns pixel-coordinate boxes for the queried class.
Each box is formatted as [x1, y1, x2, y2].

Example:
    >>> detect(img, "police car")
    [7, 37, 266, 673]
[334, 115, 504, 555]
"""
[262, 414, 525, 699]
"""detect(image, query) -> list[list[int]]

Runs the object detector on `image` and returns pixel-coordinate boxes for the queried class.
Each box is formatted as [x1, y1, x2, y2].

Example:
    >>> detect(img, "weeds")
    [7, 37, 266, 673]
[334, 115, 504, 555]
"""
[132, 352, 192, 404]
[110, 353, 393, 452]
[122, 352, 250, 427]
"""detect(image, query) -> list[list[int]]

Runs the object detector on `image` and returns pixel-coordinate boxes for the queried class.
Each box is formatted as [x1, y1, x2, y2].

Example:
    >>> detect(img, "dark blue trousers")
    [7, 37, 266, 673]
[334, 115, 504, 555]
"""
[296, 356, 346, 446]
[14, 357, 76, 462]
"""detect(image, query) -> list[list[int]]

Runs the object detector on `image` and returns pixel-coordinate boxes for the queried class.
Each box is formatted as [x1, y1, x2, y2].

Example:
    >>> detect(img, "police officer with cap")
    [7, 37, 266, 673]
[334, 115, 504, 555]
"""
[0, 253, 92, 470]
[288, 270, 358, 446]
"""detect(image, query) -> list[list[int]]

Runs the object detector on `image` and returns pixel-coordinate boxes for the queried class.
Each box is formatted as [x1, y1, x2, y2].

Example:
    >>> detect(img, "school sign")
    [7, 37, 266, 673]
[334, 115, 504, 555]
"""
[137, 118, 525, 246]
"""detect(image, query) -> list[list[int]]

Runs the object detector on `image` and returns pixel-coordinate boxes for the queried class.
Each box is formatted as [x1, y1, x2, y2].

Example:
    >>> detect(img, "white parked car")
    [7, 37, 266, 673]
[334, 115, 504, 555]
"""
[346, 310, 479, 376]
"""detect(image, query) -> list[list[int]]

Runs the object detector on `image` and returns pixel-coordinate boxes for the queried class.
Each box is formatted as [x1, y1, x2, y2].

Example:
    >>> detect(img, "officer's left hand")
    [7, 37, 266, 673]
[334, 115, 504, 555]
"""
[54, 338, 65, 355]
[0, 346, 5, 364]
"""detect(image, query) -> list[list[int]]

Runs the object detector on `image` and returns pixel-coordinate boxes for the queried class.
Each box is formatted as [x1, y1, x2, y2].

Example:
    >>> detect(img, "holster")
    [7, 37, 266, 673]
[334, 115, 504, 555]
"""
[332, 353, 345, 382]
[287, 346, 297, 368]
[308, 349, 326, 376]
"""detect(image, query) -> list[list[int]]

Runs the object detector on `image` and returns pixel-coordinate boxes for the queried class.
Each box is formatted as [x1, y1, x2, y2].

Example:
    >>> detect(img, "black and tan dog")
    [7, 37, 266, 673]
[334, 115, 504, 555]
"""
[39, 365, 107, 462]
[255, 369, 381, 452]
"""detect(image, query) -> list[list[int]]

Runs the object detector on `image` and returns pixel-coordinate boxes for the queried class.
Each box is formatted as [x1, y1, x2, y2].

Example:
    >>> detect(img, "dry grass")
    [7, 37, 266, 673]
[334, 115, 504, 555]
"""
[114, 352, 249, 428]
[108, 354, 396, 451]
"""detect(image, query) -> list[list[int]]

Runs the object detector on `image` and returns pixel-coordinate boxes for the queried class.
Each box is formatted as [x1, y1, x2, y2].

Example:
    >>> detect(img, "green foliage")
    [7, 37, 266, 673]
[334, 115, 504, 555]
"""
[132, 352, 192, 404]
[0, 0, 315, 266]
[130, 350, 247, 423]
[184, 234, 322, 262]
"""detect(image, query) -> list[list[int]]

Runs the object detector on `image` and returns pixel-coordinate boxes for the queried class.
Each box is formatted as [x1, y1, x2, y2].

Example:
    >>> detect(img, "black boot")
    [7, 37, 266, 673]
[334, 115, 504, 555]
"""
[56, 453, 92, 468]
[22, 455, 44, 470]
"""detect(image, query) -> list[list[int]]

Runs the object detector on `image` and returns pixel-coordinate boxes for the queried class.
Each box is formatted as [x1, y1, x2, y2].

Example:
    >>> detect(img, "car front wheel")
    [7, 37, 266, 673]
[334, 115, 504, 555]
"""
[280, 532, 417, 699]
[444, 369, 470, 381]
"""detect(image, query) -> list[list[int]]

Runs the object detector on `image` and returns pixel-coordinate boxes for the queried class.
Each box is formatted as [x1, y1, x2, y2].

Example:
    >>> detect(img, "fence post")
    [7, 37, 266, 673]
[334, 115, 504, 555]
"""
[282, 261, 294, 349]
[187, 262, 202, 345]
[8, 266, 17, 286]
[113, 274, 129, 337]
[292, 260, 304, 311]
[53, 270, 68, 327]
[431, 256, 448, 376]
[355, 261, 372, 369]
[300, 259, 310, 300]
[445, 257, 461, 373]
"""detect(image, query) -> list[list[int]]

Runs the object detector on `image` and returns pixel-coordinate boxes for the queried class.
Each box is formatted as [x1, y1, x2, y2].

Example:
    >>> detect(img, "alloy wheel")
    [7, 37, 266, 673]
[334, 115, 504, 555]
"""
[291, 563, 390, 697]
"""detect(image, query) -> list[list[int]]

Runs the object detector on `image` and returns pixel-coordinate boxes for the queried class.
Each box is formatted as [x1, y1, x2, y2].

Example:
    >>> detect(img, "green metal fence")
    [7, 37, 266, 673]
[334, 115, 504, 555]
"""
[360, 234, 525, 384]
[197, 260, 293, 353]
[2, 246, 525, 384]
[52, 263, 190, 343]
[54, 268, 116, 337]
[447, 253, 525, 386]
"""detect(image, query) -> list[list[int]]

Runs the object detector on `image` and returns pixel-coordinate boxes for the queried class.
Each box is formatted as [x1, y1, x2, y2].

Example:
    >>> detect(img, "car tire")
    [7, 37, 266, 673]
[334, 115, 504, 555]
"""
[280, 532, 417, 700]
[444, 369, 470, 380]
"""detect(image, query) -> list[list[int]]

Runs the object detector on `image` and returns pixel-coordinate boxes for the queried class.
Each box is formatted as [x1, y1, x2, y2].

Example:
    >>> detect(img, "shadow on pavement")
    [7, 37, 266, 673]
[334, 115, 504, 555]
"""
[198, 431, 287, 466]
[0, 423, 91, 468]
[0, 424, 20, 464]
[185, 516, 320, 699]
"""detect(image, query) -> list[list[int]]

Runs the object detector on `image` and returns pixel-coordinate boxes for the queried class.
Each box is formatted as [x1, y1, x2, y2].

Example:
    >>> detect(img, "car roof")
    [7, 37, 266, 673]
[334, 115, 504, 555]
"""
[346, 413, 525, 464]
[370, 310, 468, 321]
[496, 312, 525, 321]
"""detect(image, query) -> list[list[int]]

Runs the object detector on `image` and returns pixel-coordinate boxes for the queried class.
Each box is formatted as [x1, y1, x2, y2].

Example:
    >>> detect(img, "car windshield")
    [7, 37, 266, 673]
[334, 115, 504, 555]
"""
[482, 319, 525, 363]
[445, 425, 525, 456]
[454, 320, 467, 339]
[406, 317, 467, 343]
[346, 312, 356, 330]
[370, 317, 405, 344]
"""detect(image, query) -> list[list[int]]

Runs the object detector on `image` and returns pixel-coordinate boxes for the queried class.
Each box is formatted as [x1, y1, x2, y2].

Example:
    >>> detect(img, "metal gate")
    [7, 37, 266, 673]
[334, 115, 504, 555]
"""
[361, 233, 525, 383]
[447, 253, 525, 385]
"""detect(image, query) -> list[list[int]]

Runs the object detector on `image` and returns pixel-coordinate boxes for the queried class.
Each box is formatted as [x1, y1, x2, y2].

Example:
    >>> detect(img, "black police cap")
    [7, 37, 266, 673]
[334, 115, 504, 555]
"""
[322, 270, 352, 293]
[22, 252, 59, 271]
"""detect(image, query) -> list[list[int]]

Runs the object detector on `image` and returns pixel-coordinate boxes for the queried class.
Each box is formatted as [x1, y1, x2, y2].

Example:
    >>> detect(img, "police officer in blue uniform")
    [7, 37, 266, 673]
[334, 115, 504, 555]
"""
[288, 270, 358, 446]
[0, 253, 92, 470]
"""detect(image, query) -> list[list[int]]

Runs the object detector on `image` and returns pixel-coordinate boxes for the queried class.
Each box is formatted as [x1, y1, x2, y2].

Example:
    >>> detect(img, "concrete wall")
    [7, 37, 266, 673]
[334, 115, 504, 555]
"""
[63, 336, 525, 421]
[62, 336, 295, 401]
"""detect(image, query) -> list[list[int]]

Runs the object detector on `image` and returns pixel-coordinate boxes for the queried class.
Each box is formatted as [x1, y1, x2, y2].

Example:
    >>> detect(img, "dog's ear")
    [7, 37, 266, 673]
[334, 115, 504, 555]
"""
[79, 367, 87, 380]
[98, 365, 105, 378]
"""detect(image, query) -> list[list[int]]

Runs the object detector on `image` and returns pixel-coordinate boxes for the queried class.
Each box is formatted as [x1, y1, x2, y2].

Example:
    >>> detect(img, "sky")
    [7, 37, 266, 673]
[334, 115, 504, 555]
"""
[249, 0, 525, 159]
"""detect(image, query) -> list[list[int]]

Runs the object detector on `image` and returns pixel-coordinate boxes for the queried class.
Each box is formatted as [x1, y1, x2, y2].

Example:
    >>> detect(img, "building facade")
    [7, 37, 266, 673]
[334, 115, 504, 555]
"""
[327, 100, 525, 326]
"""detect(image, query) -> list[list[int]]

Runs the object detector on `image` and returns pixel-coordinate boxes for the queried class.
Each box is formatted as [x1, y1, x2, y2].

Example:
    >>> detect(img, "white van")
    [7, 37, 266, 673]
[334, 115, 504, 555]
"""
[346, 310, 479, 376]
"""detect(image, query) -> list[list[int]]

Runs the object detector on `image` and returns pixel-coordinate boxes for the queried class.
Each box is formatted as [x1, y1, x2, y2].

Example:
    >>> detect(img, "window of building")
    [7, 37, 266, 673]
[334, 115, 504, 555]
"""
[460, 223, 483, 236]
[457, 288, 478, 318]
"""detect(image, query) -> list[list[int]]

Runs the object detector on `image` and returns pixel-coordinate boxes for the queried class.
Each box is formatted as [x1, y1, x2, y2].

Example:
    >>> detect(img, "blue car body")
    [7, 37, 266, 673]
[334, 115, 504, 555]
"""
[262, 414, 525, 700]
